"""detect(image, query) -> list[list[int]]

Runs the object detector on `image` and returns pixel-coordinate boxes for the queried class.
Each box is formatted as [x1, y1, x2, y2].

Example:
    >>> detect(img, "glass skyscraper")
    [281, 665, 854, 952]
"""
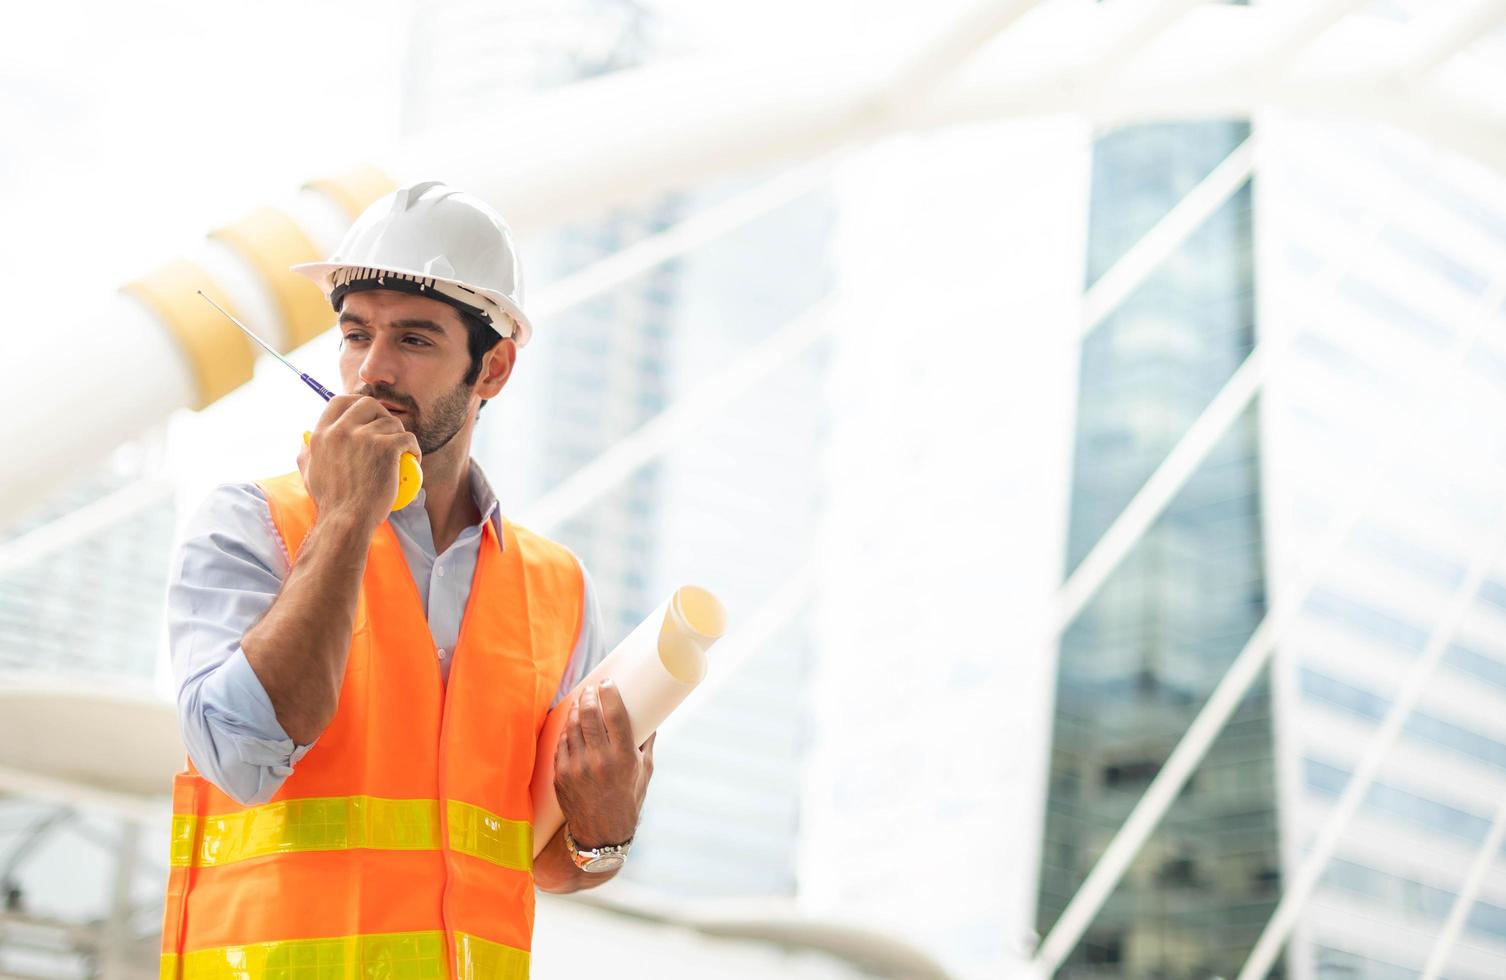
[1038, 120, 1281, 978]
[1034, 105, 1506, 978]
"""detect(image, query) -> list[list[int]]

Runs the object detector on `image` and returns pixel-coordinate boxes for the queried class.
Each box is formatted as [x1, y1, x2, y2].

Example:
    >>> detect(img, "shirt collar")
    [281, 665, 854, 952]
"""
[468, 458, 505, 550]
[396, 458, 505, 551]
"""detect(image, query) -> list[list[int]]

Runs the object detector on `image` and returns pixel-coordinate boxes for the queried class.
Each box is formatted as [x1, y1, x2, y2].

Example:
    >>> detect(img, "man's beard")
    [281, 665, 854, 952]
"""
[358, 380, 472, 456]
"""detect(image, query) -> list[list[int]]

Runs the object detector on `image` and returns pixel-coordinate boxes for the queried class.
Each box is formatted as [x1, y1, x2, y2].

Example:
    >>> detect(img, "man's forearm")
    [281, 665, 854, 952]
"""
[241, 511, 373, 745]
[533, 824, 619, 894]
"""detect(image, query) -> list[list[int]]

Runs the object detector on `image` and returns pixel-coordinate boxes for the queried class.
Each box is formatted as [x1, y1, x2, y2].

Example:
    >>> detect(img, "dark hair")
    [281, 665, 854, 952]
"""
[459, 310, 507, 411]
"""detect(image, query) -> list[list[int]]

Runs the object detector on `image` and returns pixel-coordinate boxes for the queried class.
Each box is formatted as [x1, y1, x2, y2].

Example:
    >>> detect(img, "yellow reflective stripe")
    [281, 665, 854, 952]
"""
[447, 800, 533, 872]
[170, 796, 440, 868]
[162, 930, 447, 980]
[171, 797, 531, 872]
[169, 813, 196, 868]
[160, 931, 528, 980]
[306, 165, 397, 221]
[210, 208, 330, 350]
[121, 260, 255, 409]
[455, 931, 532, 980]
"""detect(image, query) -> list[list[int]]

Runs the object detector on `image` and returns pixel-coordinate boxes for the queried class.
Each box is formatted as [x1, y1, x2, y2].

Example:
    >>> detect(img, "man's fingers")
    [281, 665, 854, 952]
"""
[313, 393, 366, 433]
[334, 396, 392, 431]
[554, 719, 571, 769]
[316, 394, 361, 425]
[577, 684, 610, 749]
[311, 395, 380, 445]
[598, 679, 633, 746]
[641, 731, 656, 780]
[564, 700, 586, 758]
[363, 414, 406, 435]
[320, 396, 395, 440]
[376, 430, 417, 459]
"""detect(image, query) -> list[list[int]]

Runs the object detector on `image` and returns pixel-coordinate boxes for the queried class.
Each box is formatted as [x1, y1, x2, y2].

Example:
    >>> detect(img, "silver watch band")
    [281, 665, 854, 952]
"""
[564, 824, 632, 873]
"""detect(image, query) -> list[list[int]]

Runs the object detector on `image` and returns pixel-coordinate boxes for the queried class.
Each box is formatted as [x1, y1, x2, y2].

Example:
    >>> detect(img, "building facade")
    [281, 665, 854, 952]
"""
[1033, 110, 1506, 979]
[1259, 115, 1506, 980]
[1038, 118, 1281, 979]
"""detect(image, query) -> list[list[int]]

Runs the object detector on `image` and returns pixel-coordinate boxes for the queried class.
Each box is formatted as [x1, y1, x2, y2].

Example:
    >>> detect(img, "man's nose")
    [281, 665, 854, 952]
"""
[357, 336, 401, 388]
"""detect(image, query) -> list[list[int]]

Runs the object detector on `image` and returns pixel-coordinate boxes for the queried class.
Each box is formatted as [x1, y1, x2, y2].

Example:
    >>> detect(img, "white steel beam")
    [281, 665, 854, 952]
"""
[0, 478, 173, 578]
[557, 882, 958, 979]
[418, 0, 1062, 239]
[863, 0, 1045, 123]
[1090, 0, 1210, 85]
[1419, 786, 1506, 980]
[923, 4, 1506, 173]
[1400, 0, 1506, 82]
[100, 819, 144, 980]
[1052, 339, 1273, 638]
[1082, 136, 1254, 334]
[530, 0, 1043, 318]
[521, 300, 838, 534]
[530, 158, 835, 320]
[1245, 0, 1372, 79]
[1238, 489, 1506, 980]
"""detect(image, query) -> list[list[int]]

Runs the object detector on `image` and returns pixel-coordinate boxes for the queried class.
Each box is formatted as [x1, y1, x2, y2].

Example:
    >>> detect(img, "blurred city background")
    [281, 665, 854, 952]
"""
[4, 0, 1506, 977]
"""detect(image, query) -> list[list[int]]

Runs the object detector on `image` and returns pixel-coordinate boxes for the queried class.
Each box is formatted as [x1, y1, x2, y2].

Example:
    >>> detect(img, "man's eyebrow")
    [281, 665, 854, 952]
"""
[391, 318, 449, 335]
[337, 312, 448, 336]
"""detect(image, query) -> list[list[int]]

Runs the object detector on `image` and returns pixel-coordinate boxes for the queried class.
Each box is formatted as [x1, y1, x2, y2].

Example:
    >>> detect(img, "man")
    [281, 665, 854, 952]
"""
[162, 181, 651, 978]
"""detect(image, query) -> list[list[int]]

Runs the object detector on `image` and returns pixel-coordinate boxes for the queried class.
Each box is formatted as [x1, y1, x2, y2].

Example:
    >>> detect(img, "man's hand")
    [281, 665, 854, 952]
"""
[298, 395, 420, 532]
[552, 679, 655, 848]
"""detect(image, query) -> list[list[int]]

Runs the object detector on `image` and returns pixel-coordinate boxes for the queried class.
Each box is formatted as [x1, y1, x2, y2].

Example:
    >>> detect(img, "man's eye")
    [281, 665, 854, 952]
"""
[343, 332, 367, 343]
[403, 336, 431, 347]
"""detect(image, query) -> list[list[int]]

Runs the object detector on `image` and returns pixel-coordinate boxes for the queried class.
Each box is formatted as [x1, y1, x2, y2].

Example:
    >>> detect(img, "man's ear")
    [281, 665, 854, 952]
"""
[475, 338, 516, 400]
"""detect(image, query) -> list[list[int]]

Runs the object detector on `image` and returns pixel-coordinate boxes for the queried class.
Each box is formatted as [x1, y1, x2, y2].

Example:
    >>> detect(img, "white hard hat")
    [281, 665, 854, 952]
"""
[293, 180, 533, 347]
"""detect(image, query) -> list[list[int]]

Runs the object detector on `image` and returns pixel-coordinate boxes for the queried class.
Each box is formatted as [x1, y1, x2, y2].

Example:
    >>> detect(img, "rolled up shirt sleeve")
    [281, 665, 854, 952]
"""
[167, 483, 313, 806]
[550, 557, 609, 708]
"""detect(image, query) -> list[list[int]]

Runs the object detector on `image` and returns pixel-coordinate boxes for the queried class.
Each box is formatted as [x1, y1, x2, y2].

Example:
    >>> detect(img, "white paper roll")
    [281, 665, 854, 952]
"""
[530, 585, 727, 856]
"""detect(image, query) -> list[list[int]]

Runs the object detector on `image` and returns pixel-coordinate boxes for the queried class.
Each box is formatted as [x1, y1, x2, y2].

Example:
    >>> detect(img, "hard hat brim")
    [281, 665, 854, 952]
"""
[291, 261, 534, 348]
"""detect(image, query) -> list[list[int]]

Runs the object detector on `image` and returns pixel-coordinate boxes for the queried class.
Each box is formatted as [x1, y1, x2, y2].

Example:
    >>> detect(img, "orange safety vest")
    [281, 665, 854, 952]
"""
[160, 472, 583, 980]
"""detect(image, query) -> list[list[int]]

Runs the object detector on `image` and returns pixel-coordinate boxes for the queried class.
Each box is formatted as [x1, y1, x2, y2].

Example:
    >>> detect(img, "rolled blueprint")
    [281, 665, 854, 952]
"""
[530, 585, 727, 856]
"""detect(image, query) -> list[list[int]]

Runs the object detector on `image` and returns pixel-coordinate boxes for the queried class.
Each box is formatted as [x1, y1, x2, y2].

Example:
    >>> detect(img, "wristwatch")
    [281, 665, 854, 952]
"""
[564, 825, 632, 873]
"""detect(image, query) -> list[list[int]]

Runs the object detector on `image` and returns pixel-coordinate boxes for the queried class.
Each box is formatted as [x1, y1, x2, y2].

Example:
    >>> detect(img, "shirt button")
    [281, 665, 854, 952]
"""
[436, 565, 446, 577]
[438, 648, 448, 660]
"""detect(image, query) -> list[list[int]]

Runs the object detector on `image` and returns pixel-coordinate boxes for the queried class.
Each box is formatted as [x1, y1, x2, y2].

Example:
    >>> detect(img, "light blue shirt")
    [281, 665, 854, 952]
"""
[167, 461, 606, 806]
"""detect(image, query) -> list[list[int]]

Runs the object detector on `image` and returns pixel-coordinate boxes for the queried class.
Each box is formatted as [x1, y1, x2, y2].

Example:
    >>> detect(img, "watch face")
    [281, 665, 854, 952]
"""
[583, 854, 625, 874]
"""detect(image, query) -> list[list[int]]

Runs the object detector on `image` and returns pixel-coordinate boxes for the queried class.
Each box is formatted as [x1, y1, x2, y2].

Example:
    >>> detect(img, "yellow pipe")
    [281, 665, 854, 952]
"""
[121, 261, 254, 410]
[120, 168, 394, 414]
[306, 165, 396, 222]
[210, 208, 330, 350]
